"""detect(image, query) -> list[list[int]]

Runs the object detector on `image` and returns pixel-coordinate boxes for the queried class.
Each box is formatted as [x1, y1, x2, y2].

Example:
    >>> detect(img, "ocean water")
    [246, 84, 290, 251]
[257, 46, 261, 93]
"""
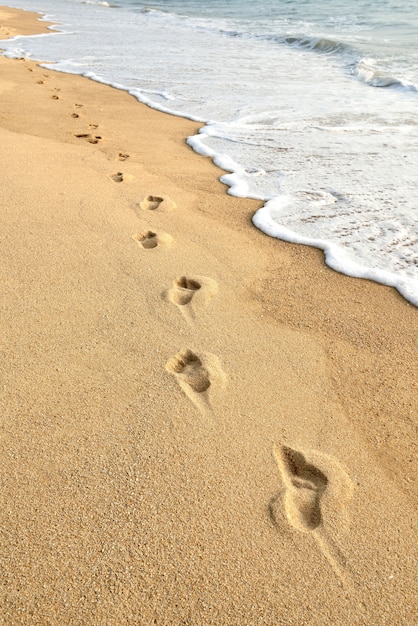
[2, 0, 418, 305]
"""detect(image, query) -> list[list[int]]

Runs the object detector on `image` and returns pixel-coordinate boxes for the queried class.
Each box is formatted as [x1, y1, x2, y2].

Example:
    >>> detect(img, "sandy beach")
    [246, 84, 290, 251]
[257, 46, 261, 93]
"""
[0, 6, 417, 624]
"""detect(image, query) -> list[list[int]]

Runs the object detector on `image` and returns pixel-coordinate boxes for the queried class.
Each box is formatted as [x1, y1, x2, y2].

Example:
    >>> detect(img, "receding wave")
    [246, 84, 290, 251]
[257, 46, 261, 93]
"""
[282, 35, 349, 56]
[135, 11, 418, 92]
[270, 34, 417, 93]
[82, 0, 118, 7]
[140, 7, 168, 14]
[215, 29, 353, 59]
[354, 57, 417, 91]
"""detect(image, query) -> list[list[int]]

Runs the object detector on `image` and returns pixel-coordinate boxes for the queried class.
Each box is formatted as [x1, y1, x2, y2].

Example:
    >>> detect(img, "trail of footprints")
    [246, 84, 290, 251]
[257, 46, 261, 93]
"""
[30, 67, 225, 409]
[28, 75, 133, 177]
[69, 103, 133, 171]
[32, 65, 355, 578]
[133, 199, 351, 573]
[32, 60, 352, 580]
[132, 189, 353, 582]
[33, 70, 62, 101]
[132, 191, 223, 410]
[30, 67, 354, 581]
[68, 102, 100, 146]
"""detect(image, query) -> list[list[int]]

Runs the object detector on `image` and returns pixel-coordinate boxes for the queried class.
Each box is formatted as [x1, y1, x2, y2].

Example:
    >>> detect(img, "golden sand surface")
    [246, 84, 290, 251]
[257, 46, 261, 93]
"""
[0, 6, 417, 625]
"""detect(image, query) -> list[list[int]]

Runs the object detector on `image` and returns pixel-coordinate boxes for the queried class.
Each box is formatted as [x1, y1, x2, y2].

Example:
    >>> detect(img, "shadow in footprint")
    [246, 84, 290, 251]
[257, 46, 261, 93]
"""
[163, 275, 218, 320]
[273, 446, 328, 531]
[268, 492, 284, 529]
[166, 349, 226, 414]
[140, 195, 163, 210]
[166, 349, 211, 393]
[139, 195, 176, 211]
[272, 444, 354, 586]
[74, 133, 102, 144]
[133, 230, 173, 250]
[170, 277, 201, 305]
[133, 231, 158, 249]
[109, 171, 124, 183]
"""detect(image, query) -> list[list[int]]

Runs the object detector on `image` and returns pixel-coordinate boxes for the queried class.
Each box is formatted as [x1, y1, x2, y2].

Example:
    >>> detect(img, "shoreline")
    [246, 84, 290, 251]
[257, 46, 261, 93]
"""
[1, 6, 417, 625]
[2, 4, 417, 308]
[0, 4, 53, 38]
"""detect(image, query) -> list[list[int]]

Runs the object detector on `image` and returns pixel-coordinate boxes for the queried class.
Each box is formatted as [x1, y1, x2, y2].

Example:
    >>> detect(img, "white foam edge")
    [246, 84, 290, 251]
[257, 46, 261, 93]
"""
[188, 130, 418, 306]
[0, 20, 74, 60]
[0, 28, 65, 50]
[0, 27, 208, 122]
[253, 200, 418, 306]
[187, 131, 265, 199]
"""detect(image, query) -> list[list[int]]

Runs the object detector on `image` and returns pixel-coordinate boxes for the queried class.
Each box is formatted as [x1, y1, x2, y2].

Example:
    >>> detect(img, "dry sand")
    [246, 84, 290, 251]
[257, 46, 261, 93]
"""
[0, 6, 417, 625]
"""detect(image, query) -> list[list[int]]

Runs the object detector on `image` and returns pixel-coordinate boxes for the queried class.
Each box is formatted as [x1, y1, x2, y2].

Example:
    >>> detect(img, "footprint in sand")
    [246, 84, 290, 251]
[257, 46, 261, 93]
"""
[139, 194, 177, 211]
[166, 349, 226, 413]
[169, 277, 202, 305]
[74, 133, 102, 144]
[0, 26, 14, 37]
[117, 152, 130, 162]
[166, 349, 211, 393]
[132, 230, 173, 250]
[109, 171, 134, 183]
[70, 113, 80, 119]
[163, 275, 218, 318]
[109, 171, 124, 183]
[273, 446, 328, 532]
[271, 445, 354, 584]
